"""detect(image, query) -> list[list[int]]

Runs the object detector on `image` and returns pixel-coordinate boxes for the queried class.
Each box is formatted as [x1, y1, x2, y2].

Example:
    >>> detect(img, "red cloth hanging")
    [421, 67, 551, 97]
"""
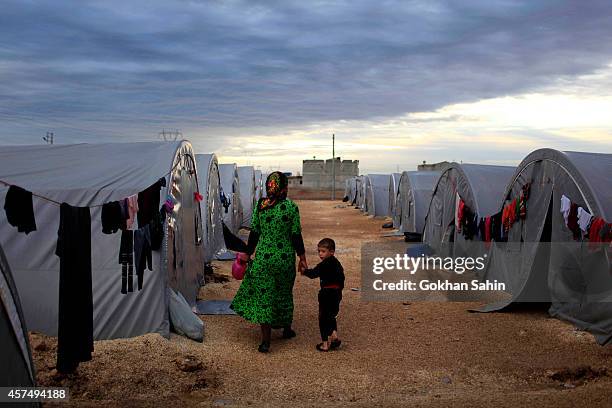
[194, 192, 204, 202]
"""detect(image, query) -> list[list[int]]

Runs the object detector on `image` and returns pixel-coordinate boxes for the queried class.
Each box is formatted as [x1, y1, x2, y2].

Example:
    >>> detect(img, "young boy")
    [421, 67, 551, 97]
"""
[301, 238, 345, 352]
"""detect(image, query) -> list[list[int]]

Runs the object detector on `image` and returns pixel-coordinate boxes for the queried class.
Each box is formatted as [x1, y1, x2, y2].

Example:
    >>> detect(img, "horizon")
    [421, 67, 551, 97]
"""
[1, 1, 612, 174]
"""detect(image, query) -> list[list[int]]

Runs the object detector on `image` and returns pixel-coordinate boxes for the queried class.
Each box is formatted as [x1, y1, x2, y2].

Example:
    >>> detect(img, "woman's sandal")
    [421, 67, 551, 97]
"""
[282, 328, 296, 339]
[330, 339, 342, 349]
[316, 343, 330, 352]
[258, 341, 270, 353]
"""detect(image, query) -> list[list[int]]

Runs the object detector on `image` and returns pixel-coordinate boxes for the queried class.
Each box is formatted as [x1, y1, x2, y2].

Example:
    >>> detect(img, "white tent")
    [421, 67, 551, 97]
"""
[196, 154, 224, 263]
[364, 174, 391, 217]
[218, 163, 243, 235]
[395, 171, 440, 235]
[237, 166, 256, 228]
[0, 142, 203, 340]
[254, 170, 263, 202]
[0, 243, 37, 388]
[356, 176, 367, 211]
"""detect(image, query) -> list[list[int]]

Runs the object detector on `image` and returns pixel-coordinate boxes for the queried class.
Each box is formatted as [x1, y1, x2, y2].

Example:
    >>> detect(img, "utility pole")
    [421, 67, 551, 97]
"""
[159, 128, 183, 141]
[43, 132, 54, 144]
[331, 133, 335, 200]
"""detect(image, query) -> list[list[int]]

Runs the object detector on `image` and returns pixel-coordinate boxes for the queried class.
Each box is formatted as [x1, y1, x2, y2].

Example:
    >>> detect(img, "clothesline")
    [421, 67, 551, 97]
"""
[0, 153, 188, 208]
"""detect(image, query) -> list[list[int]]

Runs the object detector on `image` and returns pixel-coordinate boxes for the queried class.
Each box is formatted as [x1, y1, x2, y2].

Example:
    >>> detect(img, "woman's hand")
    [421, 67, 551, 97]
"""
[298, 254, 308, 274]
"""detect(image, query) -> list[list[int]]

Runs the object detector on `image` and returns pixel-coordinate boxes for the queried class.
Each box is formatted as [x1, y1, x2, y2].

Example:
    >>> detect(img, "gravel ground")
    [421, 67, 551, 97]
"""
[32, 200, 612, 407]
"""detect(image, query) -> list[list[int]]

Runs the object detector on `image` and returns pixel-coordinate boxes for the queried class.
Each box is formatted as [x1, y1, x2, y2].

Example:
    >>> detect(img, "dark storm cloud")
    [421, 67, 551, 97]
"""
[1, 0, 612, 142]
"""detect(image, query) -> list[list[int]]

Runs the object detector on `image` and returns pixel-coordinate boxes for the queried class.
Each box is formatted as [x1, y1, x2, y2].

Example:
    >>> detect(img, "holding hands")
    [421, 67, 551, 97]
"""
[298, 254, 308, 275]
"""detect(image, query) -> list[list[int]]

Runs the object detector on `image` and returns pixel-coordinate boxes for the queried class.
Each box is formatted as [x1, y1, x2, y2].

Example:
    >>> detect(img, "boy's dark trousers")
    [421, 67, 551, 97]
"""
[318, 288, 342, 341]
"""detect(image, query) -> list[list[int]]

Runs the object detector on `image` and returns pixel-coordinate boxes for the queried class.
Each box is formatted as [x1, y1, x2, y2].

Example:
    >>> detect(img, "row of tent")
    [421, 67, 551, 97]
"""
[344, 148, 611, 345]
[0, 141, 267, 387]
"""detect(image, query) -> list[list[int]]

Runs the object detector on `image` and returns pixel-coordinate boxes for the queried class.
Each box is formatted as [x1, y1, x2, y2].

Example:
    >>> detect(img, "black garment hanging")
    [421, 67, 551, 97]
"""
[55, 203, 93, 373]
[149, 208, 166, 251]
[137, 178, 166, 227]
[4, 185, 37, 234]
[101, 200, 123, 234]
[134, 225, 152, 290]
[119, 230, 134, 294]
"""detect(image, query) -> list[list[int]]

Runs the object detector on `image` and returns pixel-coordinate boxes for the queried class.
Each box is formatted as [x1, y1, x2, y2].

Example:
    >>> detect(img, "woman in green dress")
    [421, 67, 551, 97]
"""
[230, 172, 308, 352]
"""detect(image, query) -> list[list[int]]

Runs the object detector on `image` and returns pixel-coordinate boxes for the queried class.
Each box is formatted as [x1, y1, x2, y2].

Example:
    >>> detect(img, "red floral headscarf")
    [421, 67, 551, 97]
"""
[259, 171, 288, 211]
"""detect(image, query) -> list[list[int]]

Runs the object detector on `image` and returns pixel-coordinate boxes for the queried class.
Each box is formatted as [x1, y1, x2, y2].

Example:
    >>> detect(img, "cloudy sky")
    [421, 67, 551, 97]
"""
[1, 0, 611, 173]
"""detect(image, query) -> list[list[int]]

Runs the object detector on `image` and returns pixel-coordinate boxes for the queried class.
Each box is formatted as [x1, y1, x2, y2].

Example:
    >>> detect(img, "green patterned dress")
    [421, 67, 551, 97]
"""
[230, 198, 302, 326]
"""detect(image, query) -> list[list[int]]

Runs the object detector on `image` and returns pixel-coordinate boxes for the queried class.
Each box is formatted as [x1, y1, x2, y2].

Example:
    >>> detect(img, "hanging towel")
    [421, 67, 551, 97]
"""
[4, 185, 37, 234]
[560, 195, 571, 226]
[55, 203, 93, 373]
[577, 207, 592, 232]
[126, 194, 139, 230]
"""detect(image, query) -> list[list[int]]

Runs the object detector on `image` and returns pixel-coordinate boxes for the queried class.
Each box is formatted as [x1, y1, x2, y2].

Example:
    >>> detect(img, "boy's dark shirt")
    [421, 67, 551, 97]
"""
[303, 255, 345, 289]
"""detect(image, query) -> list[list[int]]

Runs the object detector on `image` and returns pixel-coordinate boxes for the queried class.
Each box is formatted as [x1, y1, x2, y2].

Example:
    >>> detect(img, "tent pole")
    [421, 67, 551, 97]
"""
[332, 133, 335, 200]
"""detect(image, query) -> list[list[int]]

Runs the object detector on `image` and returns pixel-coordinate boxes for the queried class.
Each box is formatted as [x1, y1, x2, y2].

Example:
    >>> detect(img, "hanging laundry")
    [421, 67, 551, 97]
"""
[137, 178, 166, 227]
[588, 217, 605, 248]
[194, 191, 204, 202]
[484, 216, 492, 243]
[220, 191, 231, 214]
[577, 207, 592, 232]
[126, 194, 139, 230]
[4, 185, 37, 234]
[519, 188, 527, 219]
[456, 199, 465, 233]
[491, 212, 504, 242]
[134, 225, 152, 291]
[150, 207, 166, 251]
[560, 195, 571, 226]
[164, 194, 176, 214]
[567, 202, 580, 240]
[119, 230, 134, 294]
[55, 203, 93, 373]
[101, 201, 123, 234]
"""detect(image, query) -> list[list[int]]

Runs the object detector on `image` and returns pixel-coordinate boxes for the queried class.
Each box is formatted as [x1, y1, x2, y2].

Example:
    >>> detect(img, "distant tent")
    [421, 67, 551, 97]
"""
[364, 174, 391, 217]
[422, 163, 515, 256]
[254, 170, 263, 202]
[395, 171, 440, 235]
[356, 176, 367, 210]
[237, 166, 256, 227]
[218, 164, 243, 235]
[346, 177, 357, 205]
[196, 154, 224, 263]
[0, 142, 203, 340]
[388, 173, 401, 226]
[480, 149, 612, 345]
[0, 243, 37, 390]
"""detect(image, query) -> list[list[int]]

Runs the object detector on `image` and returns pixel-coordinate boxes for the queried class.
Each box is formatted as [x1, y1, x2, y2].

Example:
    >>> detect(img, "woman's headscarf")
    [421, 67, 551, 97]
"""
[259, 171, 288, 211]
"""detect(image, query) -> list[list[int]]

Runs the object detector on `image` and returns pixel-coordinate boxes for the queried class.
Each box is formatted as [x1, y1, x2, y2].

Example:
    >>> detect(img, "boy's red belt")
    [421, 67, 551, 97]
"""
[322, 284, 342, 289]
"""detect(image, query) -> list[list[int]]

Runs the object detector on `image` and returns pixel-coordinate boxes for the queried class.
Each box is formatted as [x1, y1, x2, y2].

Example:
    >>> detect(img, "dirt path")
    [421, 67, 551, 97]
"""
[33, 200, 612, 407]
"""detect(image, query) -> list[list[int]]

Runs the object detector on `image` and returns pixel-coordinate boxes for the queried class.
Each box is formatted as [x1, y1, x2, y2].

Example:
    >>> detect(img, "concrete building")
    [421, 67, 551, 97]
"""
[302, 157, 359, 189]
[417, 160, 449, 171]
[288, 175, 303, 187]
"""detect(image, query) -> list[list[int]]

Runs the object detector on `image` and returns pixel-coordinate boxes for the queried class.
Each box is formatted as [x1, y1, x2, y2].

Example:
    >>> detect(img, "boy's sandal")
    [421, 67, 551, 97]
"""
[258, 341, 270, 353]
[282, 328, 297, 339]
[316, 343, 329, 352]
[330, 339, 342, 349]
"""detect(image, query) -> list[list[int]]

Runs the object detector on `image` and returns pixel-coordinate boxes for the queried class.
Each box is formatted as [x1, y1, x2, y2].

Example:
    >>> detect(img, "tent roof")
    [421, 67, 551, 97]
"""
[0, 141, 191, 203]
[442, 163, 516, 216]
[507, 149, 612, 220]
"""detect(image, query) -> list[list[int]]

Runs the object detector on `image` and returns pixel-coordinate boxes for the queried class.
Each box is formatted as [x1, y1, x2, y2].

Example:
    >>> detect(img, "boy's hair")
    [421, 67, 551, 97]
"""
[318, 238, 335, 251]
